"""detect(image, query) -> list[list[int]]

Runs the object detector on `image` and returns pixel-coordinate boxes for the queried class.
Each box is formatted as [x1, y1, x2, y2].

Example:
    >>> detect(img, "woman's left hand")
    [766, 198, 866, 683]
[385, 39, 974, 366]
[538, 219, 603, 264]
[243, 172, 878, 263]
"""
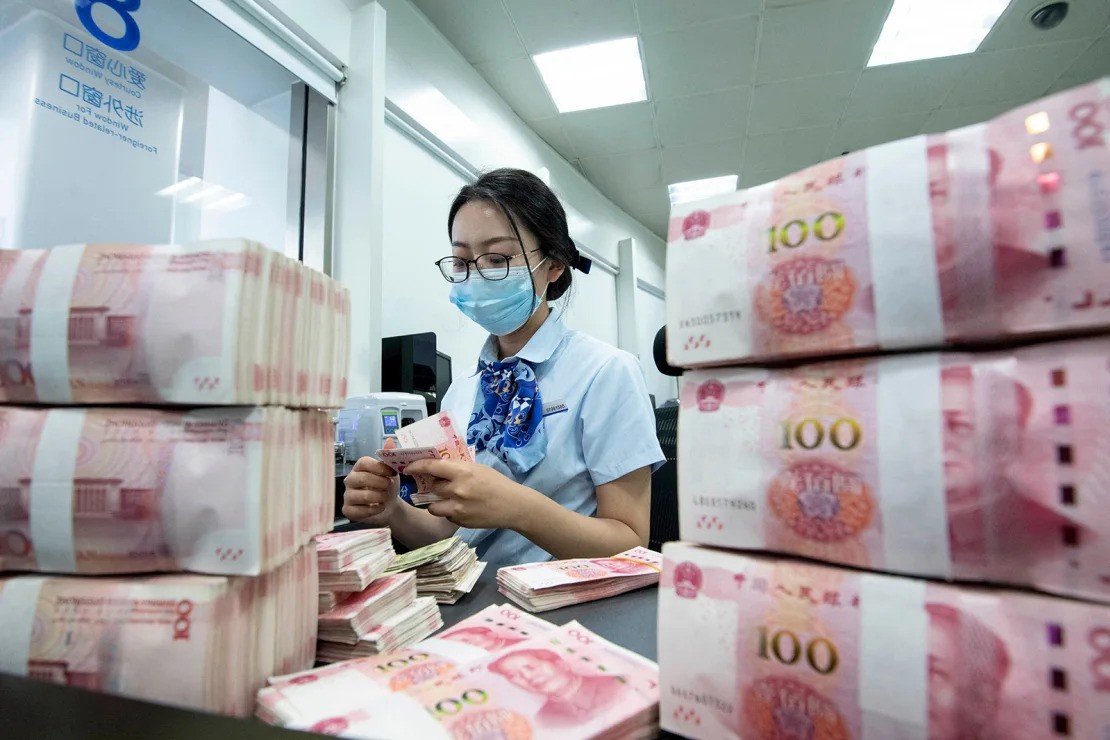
[403, 459, 540, 530]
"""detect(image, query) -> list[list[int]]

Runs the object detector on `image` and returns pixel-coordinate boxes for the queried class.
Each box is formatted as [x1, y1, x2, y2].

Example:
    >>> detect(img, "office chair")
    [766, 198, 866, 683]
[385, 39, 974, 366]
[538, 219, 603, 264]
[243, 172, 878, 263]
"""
[649, 326, 683, 551]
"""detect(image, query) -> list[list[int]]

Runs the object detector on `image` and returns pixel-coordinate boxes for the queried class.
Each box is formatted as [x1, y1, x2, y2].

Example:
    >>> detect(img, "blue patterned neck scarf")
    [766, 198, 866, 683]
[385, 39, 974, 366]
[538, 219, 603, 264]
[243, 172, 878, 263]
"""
[467, 358, 547, 475]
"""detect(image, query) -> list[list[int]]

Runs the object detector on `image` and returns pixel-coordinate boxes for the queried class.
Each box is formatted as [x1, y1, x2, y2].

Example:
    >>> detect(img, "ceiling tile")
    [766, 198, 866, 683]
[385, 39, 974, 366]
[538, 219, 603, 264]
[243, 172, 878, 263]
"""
[410, 0, 525, 64]
[579, 148, 664, 193]
[740, 166, 793, 188]
[944, 40, 1091, 108]
[757, 0, 892, 83]
[748, 72, 859, 134]
[608, 185, 671, 215]
[920, 101, 1024, 135]
[655, 87, 749, 147]
[846, 56, 970, 118]
[980, 0, 1110, 52]
[642, 15, 759, 99]
[631, 210, 670, 238]
[634, 0, 760, 33]
[560, 102, 658, 157]
[474, 57, 557, 122]
[1056, 35, 1110, 85]
[661, 139, 743, 183]
[828, 113, 928, 156]
[528, 118, 578, 161]
[503, 0, 638, 54]
[743, 125, 835, 173]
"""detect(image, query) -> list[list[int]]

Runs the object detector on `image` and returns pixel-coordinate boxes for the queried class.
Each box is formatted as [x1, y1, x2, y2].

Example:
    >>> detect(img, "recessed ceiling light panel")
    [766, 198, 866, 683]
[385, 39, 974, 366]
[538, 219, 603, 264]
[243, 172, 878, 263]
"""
[534, 37, 647, 113]
[868, 0, 1013, 67]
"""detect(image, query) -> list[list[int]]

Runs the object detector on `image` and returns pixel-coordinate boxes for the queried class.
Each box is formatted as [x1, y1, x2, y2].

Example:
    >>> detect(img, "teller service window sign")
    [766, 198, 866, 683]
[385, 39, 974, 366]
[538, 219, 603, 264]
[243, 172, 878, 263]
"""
[0, 0, 334, 268]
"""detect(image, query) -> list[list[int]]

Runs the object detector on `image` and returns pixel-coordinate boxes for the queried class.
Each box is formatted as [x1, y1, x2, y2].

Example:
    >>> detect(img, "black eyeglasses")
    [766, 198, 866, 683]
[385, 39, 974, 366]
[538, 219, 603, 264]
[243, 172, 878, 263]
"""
[435, 249, 543, 283]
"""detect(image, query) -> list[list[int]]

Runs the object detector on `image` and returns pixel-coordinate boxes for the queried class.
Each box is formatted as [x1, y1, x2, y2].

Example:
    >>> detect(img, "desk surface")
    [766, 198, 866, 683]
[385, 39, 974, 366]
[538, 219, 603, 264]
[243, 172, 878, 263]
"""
[0, 570, 661, 739]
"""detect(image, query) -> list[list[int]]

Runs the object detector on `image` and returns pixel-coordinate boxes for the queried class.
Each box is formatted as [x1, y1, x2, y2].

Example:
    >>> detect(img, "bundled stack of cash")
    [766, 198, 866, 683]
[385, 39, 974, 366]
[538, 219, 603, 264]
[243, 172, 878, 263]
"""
[0, 240, 351, 407]
[659, 80, 1110, 739]
[0, 545, 317, 717]
[0, 239, 348, 716]
[383, 536, 486, 604]
[258, 604, 660, 739]
[497, 546, 662, 612]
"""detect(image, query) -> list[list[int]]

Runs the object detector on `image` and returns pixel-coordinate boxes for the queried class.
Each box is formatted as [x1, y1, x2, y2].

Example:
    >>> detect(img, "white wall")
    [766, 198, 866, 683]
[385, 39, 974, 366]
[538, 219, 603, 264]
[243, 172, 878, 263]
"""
[380, 120, 486, 379]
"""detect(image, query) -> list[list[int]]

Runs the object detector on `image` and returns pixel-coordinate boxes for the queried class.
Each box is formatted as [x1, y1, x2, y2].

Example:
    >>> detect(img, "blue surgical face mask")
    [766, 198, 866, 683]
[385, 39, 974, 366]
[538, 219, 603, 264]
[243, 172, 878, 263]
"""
[450, 259, 548, 336]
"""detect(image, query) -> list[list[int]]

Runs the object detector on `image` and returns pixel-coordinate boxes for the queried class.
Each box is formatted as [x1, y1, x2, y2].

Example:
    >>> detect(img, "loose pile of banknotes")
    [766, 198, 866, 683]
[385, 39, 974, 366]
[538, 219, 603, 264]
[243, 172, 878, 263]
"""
[0, 239, 350, 716]
[661, 79, 1110, 738]
[315, 529, 446, 663]
[257, 603, 660, 739]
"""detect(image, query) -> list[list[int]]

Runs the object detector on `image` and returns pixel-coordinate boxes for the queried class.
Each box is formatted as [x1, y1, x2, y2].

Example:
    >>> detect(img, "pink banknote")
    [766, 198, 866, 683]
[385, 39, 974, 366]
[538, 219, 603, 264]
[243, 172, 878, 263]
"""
[659, 542, 1110, 739]
[679, 336, 1110, 603]
[667, 78, 1110, 366]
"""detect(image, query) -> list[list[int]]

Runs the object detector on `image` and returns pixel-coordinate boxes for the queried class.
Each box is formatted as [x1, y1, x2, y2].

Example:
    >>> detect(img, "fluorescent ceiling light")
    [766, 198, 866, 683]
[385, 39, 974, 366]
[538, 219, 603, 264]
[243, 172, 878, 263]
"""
[668, 175, 738, 206]
[534, 37, 647, 113]
[868, 0, 1012, 67]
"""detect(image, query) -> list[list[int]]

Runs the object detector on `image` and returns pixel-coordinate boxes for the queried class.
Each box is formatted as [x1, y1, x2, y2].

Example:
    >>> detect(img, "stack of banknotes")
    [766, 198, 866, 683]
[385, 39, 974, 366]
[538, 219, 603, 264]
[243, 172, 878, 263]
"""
[667, 79, 1110, 367]
[0, 240, 351, 406]
[384, 536, 486, 604]
[660, 80, 1110, 739]
[258, 604, 660, 739]
[497, 546, 662, 612]
[315, 530, 444, 663]
[316, 596, 443, 663]
[0, 239, 349, 716]
[0, 545, 318, 717]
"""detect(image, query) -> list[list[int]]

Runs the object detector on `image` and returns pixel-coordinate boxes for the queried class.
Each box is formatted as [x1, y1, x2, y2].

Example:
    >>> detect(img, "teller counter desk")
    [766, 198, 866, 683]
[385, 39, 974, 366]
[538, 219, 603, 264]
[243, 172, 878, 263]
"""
[0, 567, 665, 740]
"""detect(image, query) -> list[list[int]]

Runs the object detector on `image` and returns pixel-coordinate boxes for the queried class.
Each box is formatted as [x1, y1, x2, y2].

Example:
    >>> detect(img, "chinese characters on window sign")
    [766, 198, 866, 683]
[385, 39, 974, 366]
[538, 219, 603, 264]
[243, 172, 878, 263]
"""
[62, 32, 146, 90]
[59, 74, 144, 127]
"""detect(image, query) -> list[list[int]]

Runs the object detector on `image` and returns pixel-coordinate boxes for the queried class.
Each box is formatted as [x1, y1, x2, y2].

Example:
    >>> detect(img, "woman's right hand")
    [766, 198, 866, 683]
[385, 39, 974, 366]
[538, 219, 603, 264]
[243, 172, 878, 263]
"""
[342, 456, 399, 524]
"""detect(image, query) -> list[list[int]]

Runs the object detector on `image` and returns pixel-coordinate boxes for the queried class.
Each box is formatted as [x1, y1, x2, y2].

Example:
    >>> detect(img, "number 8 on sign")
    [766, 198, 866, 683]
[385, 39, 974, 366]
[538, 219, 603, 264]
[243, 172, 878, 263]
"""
[75, 0, 141, 52]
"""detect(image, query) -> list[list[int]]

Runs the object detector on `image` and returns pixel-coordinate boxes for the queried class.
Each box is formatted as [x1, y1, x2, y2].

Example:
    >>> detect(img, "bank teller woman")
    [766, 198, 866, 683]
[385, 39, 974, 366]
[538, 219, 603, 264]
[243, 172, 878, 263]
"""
[343, 168, 664, 569]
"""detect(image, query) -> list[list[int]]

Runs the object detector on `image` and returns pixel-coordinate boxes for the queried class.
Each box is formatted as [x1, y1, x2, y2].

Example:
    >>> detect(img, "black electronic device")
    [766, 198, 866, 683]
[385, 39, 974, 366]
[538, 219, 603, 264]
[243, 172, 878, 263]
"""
[381, 333, 453, 414]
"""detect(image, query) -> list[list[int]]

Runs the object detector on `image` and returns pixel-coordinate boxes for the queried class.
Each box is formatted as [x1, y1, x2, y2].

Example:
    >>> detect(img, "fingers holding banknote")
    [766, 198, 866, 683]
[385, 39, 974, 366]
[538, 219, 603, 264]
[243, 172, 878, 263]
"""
[343, 456, 398, 523]
[406, 458, 539, 530]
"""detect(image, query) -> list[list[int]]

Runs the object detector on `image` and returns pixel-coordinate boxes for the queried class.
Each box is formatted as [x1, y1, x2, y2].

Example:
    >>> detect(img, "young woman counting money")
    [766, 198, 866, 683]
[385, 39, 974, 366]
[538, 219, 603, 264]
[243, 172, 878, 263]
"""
[343, 168, 664, 568]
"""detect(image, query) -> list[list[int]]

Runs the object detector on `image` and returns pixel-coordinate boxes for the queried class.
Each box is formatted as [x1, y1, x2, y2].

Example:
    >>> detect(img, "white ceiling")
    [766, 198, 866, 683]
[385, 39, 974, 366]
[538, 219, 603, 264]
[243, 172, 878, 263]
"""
[411, 0, 1110, 239]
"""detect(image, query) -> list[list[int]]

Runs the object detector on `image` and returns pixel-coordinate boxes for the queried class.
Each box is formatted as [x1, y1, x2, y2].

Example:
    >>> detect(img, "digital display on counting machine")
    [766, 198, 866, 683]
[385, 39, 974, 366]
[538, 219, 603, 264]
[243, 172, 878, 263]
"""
[382, 413, 399, 434]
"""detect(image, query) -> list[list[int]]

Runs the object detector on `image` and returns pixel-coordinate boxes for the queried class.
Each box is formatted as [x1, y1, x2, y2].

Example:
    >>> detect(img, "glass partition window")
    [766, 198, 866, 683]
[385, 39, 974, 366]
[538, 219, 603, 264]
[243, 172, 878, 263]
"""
[0, 0, 327, 262]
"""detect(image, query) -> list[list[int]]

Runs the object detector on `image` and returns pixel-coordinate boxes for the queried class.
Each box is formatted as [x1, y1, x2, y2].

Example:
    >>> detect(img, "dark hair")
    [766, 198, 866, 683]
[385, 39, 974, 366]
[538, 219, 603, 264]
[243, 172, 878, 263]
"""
[447, 168, 587, 301]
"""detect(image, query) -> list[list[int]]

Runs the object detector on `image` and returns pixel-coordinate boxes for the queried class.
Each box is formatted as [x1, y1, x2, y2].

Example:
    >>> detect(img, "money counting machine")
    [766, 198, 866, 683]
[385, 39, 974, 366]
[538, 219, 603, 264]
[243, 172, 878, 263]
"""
[333, 393, 427, 525]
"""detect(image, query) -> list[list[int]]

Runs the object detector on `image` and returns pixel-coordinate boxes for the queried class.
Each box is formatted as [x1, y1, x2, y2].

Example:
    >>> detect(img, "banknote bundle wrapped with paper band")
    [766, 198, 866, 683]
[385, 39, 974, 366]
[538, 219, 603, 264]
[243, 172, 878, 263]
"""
[498, 546, 663, 612]
[667, 78, 1110, 367]
[0, 545, 318, 717]
[0, 405, 333, 576]
[259, 606, 660, 740]
[678, 336, 1110, 603]
[0, 240, 351, 406]
[659, 542, 1110, 739]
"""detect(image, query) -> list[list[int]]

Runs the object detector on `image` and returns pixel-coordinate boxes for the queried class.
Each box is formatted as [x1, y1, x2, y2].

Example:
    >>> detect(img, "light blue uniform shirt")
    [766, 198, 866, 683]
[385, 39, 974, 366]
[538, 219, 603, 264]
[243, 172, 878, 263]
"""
[440, 312, 665, 569]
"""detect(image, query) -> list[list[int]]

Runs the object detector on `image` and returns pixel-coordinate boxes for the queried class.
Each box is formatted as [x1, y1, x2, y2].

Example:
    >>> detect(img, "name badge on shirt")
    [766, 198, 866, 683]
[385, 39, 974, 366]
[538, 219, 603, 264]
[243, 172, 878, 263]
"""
[542, 400, 568, 417]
